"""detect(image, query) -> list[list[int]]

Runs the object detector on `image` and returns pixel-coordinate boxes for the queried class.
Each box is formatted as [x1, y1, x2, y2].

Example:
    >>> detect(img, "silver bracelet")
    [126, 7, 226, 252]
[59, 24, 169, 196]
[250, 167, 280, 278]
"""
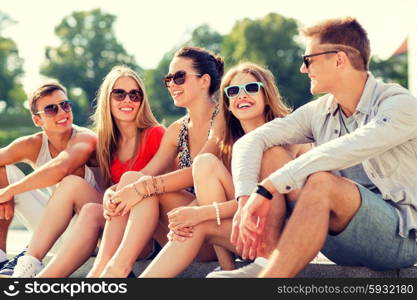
[213, 202, 221, 226]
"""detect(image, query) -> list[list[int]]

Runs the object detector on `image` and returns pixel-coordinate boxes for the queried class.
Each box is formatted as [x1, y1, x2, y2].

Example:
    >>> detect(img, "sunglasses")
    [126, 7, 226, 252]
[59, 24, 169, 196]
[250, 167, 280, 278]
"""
[224, 82, 264, 99]
[163, 70, 201, 88]
[111, 89, 143, 102]
[302, 51, 338, 68]
[35, 100, 72, 117]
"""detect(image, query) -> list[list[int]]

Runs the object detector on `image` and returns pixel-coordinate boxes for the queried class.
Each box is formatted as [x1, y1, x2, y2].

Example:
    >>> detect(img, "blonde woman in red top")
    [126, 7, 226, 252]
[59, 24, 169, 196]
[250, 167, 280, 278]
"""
[35, 65, 164, 277]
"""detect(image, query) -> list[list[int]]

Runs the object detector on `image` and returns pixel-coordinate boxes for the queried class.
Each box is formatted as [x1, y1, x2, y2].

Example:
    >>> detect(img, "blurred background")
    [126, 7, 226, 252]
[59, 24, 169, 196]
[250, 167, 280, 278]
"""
[0, 0, 414, 143]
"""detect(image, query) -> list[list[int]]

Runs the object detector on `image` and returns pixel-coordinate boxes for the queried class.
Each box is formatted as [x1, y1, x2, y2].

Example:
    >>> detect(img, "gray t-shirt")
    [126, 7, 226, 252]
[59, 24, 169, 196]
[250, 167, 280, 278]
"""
[338, 109, 380, 194]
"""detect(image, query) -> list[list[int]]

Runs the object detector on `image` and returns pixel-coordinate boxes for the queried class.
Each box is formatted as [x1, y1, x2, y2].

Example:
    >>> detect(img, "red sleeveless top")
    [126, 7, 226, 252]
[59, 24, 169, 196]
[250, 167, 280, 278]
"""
[110, 126, 165, 183]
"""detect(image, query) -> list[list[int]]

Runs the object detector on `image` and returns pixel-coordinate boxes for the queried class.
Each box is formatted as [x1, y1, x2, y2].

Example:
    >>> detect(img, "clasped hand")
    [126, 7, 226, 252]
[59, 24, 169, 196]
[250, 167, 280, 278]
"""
[103, 176, 151, 220]
[231, 193, 270, 260]
[166, 206, 205, 242]
[0, 188, 14, 220]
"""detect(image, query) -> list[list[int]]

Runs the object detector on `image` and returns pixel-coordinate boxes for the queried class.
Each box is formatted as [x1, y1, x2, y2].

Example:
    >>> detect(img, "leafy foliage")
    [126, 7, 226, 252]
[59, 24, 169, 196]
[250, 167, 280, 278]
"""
[0, 11, 25, 110]
[41, 9, 140, 125]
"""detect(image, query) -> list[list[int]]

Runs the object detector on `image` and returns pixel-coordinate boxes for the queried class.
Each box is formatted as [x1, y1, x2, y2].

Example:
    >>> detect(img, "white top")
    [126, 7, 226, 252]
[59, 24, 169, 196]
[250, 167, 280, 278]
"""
[34, 125, 99, 194]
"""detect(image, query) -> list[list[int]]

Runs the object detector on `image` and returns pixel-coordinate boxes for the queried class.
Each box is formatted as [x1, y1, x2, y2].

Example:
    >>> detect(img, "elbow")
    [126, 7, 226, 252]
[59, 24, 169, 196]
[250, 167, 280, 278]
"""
[55, 160, 73, 179]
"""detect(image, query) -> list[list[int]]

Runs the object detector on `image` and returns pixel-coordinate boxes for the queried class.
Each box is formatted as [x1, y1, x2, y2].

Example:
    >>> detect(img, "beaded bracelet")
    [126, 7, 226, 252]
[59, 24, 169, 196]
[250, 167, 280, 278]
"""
[151, 176, 159, 195]
[159, 176, 166, 194]
[133, 182, 145, 199]
[213, 202, 221, 226]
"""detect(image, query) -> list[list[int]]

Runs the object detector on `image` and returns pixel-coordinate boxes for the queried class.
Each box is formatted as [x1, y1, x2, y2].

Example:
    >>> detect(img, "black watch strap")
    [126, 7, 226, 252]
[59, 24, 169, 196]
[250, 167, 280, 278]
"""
[254, 184, 273, 200]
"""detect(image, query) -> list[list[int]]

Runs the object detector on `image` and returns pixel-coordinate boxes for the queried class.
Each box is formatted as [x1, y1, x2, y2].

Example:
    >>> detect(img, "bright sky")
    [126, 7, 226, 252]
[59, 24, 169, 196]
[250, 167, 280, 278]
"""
[1, 0, 415, 93]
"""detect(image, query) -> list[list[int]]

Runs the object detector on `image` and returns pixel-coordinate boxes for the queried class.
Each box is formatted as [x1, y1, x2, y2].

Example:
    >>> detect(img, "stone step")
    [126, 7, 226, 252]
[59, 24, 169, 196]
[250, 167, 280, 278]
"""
[64, 257, 417, 278]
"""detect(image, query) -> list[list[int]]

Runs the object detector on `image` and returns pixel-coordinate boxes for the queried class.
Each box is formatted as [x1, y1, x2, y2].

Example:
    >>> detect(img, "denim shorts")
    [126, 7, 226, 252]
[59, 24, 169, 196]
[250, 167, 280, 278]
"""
[288, 184, 417, 271]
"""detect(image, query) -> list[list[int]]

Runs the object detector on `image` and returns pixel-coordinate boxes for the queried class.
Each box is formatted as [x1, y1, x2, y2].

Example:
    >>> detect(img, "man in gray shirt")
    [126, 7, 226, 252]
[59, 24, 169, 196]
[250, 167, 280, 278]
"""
[209, 17, 417, 278]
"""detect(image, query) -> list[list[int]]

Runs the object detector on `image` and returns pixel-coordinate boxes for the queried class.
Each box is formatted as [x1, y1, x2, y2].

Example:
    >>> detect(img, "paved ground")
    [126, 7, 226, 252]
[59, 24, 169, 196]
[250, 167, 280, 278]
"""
[7, 229, 417, 278]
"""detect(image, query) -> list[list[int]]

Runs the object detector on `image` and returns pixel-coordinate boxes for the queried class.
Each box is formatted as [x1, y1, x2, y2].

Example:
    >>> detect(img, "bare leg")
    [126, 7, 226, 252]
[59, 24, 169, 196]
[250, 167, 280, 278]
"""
[99, 190, 197, 276]
[37, 203, 104, 277]
[98, 195, 160, 277]
[156, 190, 215, 262]
[256, 147, 295, 258]
[88, 171, 153, 277]
[26, 175, 101, 261]
[260, 172, 361, 277]
[143, 146, 300, 278]
[192, 153, 235, 270]
[0, 166, 12, 253]
[141, 219, 235, 278]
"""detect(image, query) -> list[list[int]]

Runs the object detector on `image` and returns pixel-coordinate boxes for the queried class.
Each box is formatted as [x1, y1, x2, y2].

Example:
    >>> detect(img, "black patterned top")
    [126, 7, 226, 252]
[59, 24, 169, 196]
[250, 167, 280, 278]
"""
[177, 104, 219, 194]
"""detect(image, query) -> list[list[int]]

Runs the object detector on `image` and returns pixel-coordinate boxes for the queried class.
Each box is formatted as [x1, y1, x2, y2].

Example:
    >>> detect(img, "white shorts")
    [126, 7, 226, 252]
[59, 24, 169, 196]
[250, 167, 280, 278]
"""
[5, 164, 78, 254]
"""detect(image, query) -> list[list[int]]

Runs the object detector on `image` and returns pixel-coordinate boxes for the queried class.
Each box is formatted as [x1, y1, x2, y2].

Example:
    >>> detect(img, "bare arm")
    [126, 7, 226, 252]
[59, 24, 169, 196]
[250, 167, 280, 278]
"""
[0, 134, 41, 168]
[3, 131, 96, 200]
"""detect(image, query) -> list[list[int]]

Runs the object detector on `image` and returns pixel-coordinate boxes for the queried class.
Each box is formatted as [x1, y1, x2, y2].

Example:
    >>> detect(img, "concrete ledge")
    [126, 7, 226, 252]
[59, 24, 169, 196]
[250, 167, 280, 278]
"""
[63, 257, 417, 278]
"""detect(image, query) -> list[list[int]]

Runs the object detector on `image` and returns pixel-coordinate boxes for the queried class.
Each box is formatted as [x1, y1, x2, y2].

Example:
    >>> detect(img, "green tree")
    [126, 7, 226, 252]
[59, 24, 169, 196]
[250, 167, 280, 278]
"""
[221, 13, 311, 108]
[41, 8, 140, 125]
[370, 53, 407, 88]
[187, 24, 223, 54]
[0, 11, 25, 111]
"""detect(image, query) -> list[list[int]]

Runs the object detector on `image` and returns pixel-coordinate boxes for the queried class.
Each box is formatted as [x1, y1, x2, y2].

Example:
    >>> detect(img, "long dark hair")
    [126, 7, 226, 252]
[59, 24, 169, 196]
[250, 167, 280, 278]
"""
[175, 46, 224, 96]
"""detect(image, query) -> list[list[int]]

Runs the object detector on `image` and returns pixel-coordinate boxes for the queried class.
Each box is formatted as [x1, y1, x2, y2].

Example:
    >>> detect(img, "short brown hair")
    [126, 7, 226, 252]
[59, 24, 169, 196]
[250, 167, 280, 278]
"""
[302, 17, 370, 71]
[29, 81, 67, 115]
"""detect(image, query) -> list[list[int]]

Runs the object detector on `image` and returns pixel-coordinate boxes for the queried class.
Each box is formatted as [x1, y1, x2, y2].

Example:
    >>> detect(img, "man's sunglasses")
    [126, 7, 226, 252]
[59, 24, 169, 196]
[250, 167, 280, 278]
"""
[302, 51, 338, 68]
[224, 82, 264, 99]
[163, 70, 201, 88]
[35, 100, 72, 117]
[111, 89, 143, 102]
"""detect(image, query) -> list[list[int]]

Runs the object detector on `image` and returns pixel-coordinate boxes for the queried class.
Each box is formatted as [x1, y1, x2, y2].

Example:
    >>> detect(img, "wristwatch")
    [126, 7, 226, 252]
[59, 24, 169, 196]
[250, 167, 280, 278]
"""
[254, 184, 273, 200]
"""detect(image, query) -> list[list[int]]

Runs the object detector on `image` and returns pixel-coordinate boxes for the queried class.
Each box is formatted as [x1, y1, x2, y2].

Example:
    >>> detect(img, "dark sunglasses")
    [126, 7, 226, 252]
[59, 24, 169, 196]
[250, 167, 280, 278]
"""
[111, 89, 143, 102]
[224, 82, 264, 99]
[163, 70, 201, 88]
[35, 100, 72, 117]
[302, 51, 338, 68]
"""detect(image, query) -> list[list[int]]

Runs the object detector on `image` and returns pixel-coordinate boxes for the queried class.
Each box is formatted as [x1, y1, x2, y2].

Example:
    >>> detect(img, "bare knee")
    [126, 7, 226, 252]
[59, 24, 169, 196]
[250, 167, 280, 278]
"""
[58, 175, 86, 189]
[260, 146, 293, 179]
[297, 172, 337, 210]
[78, 203, 104, 228]
[304, 172, 335, 194]
[118, 171, 144, 187]
[192, 153, 221, 178]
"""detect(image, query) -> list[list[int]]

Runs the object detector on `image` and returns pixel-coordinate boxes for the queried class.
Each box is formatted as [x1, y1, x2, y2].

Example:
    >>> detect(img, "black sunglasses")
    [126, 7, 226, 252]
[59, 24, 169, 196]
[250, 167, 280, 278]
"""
[302, 51, 338, 68]
[163, 70, 201, 88]
[35, 100, 72, 117]
[111, 89, 143, 102]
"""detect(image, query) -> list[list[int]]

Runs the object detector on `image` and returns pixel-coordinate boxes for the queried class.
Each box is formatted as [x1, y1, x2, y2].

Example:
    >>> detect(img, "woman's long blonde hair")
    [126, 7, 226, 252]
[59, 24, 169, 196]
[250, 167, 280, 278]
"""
[219, 62, 292, 170]
[92, 65, 159, 188]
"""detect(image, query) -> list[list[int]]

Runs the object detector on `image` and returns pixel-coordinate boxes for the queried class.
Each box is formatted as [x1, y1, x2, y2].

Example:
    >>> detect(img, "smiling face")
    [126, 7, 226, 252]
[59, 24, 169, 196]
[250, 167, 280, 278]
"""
[226, 72, 266, 124]
[166, 57, 204, 108]
[32, 89, 73, 133]
[110, 76, 142, 123]
[300, 37, 339, 95]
